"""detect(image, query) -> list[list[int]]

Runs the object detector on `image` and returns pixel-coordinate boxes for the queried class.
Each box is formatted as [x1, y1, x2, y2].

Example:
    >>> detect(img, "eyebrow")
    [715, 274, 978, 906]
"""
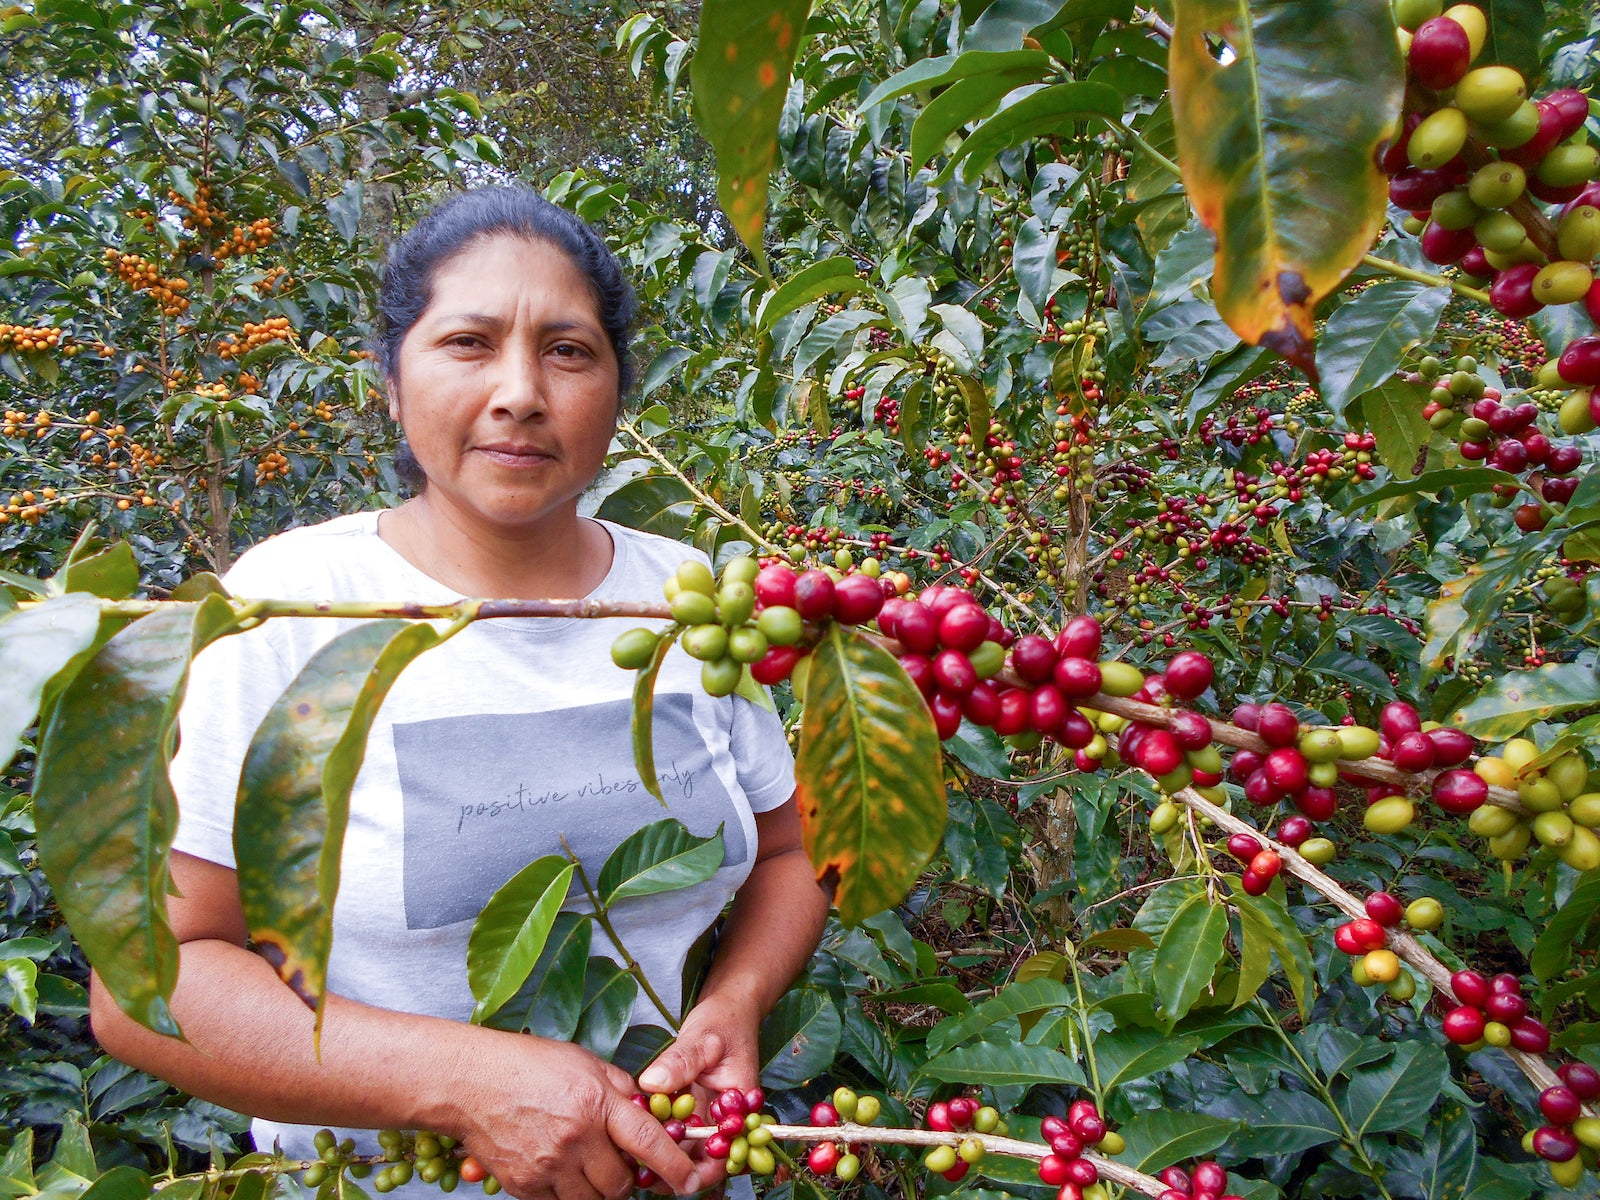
[430, 312, 600, 335]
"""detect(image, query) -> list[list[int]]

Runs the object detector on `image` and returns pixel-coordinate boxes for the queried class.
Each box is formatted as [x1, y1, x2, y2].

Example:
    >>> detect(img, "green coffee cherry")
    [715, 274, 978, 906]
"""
[969, 640, 1006, 678]
[702, 656, 743, 697]
[746, 1146, 776, 1176]
[1431, 190, 1481, 230]
[834, 547, 853, 571]
[1364, 796, 1415, 834]
[924, 1146, 959, 1174]
[854, 1094, 882, 1125]
[717, 582, 755, 627]
[1336, 725, 1380, 759]
[1300, 837, 1337, 865]
[611, 628, 660, 670]
[676, 560, 715, 596]
[756, 605, 803, 646]
[1558, 205, 1600, 262]
[683, 623, 729, 662]
[1408, 107, 1468, 168]
[835, 1154, 862, 1182]
[1454, 67, 1527, 124]
[1149, 800, 1182, 835]
[721, 556, 760, 587]
[303, 1164, 330, 1188]
[391, 1163, 415, 1186]
[670, 590, 716, 626]
[729, 627, 768, 664]
[1474, 100, 1540, 149]
[1474, 210, 1530, 251]
[1097, 660, 1144, 696]
[314, 1130, 338, 1155]
[1539, 143, 1600, 188]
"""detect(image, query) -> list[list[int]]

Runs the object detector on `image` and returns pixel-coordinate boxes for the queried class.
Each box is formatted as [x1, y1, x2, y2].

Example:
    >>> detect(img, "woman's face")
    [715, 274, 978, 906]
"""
[390, 234, 620, 537]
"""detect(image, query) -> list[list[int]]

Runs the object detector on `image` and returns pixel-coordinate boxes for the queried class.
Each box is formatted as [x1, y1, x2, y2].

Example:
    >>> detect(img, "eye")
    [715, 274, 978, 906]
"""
[446, 333, 486, 349]
[551, 341, 592, 360]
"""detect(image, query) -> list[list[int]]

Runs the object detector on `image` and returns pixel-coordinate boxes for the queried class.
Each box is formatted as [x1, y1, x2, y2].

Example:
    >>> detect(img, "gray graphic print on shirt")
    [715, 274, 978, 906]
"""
[393, 693, 746, 929]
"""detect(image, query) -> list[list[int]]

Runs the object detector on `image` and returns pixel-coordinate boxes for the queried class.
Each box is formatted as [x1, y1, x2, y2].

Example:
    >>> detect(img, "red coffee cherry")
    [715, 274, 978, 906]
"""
[1010, 634, 1058, 683]
[1164, 651, 1215, 700]
[792, 570, 836, 621]
[1364, 892, 1404, 927]
[1442, 1005, 1486, 1044]
[754, 564, 797, 608]
[1452, 971, 1492, 1007]
[1055, 614, 1101, 659]
[1559, 1062, 1600, 1100]
[832, 573, 885, 625]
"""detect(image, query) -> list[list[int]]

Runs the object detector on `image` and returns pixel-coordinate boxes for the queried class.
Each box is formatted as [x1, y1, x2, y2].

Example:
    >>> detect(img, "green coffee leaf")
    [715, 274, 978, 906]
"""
[596, 819, 725, 908]
[759, 985, 841, 1087]
[482, 912, 593, 1039]
[573, 956, 639, 1062]
[1151, 892, 1228, 1024]
[468, 856, 577, 1026]
[923, 1040, 1086, 1088]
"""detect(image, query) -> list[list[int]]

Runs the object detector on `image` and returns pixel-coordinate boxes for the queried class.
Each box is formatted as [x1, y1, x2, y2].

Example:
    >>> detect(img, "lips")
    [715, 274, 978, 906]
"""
[477, 443, 554, 466]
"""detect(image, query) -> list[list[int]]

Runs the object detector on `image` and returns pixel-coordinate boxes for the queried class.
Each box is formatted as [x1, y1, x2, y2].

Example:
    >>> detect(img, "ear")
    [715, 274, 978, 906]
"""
[386, 378, 401, 424]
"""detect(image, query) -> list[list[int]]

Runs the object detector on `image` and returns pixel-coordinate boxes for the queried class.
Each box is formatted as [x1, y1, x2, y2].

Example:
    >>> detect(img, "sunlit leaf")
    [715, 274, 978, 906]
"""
[796, 624, 945, 925]
[1104, 1110, 1238, 1173]
[483, 912, 593, 1039]
[923, 1041, 1086, 1088]
[467, 856, 577, 1026]
[1351, 379, 1432, 483]
[0, 594, 102, 772]
[1450, 657, 1600, 740]
[1318, 282, 1450, 418]
[1169, 0, 1404, 376]
[33, 596, 237, 1038]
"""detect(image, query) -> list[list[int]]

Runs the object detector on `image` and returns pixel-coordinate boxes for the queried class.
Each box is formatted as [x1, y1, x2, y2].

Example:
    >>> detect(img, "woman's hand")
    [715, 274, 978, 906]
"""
[451, 1031, 716, 1200]
[636, 992, 761, 1100]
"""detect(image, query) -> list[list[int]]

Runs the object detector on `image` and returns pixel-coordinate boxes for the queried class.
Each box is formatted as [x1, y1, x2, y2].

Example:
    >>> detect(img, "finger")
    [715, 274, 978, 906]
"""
[638, 1029, 726, 1094]
[584, 1153, 634, 1200]
[606, 1093, 707, 1195]
[553, 1175, 603, 1200]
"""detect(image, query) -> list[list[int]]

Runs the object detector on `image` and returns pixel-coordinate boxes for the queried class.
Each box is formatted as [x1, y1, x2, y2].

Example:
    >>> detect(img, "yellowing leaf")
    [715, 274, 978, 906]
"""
[1168, 0, 1404, 377]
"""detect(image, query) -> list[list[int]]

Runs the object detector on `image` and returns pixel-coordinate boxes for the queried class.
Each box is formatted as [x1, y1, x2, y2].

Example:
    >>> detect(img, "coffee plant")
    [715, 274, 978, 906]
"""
[4, 0, 1600, 1199]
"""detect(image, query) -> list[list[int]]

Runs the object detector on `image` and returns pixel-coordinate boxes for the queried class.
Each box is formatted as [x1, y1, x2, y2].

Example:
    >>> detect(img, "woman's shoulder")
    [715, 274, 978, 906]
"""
[598, 520, 712, 581]
[222, 511, 384, 595]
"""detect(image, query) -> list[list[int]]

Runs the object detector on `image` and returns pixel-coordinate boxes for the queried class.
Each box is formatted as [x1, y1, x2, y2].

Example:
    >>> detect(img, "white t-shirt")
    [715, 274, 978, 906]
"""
[170, 512, 796, 1164]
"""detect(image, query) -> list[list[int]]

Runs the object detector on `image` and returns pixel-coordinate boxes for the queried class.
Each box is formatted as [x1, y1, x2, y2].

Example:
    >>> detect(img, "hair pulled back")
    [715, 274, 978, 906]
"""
[376, 188, 636, 490]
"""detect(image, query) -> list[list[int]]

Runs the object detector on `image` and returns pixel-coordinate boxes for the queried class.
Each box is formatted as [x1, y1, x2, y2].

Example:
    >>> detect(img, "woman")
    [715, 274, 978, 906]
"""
[87, 188, 830, 1200]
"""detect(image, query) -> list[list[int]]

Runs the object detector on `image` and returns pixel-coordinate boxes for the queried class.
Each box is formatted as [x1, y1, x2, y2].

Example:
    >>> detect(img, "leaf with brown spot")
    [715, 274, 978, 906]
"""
[1168, 0, 1404, 378]
[796, 623, 945, 926]
[234, 620, 446, 1049]
[691, 0, 815, 274]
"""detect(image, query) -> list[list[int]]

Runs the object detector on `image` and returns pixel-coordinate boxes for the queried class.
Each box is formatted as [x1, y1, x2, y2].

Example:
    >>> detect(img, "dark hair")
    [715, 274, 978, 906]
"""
[376, 187, 637, 491]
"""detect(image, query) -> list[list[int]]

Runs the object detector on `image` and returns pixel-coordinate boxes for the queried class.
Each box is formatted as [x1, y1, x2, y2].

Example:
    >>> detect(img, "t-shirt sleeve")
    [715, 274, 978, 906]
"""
[730, 694, 796, 813]
[169, 620, 296, 870]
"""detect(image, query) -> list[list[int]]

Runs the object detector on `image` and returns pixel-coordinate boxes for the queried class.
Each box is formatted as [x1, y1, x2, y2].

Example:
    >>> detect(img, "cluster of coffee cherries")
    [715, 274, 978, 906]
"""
[1441, 969, 1552, 1055]
[610, 556, 819, 698]
[1328, 890, 1442, 1000]
[1033, 1101, 1122, 1200]
[302, 1128, 497, 1195]
[1153, 1159, 1244, 1200]
[917, 1095, 1005, 1183]
[805, 1087, 882, 1183]
[1547, 334, 1600, 438]
[633, 1086, 781, 1180]
[1390, 0, 1599, 317]
[1523, 1063, 1600, 1184]
[1221, 833, 1283, 896]
[1464, 737, 1600, 869]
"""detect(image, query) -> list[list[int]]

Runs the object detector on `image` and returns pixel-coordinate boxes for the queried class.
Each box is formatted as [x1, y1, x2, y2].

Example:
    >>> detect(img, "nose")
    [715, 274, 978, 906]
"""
[488, 340, 547, 421]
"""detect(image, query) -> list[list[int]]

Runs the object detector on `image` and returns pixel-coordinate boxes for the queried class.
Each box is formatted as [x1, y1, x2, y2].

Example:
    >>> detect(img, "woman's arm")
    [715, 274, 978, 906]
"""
[89, 851, 714, 1200]
[636, 794, 830, 1096]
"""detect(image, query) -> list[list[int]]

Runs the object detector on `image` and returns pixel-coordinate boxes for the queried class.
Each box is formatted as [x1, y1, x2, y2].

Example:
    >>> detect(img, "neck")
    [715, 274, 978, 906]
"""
[380, 494, 613, 600]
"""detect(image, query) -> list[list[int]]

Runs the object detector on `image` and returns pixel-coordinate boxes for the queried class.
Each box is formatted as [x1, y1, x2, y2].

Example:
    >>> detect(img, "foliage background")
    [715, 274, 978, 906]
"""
[1, 0, 1599, 1197]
